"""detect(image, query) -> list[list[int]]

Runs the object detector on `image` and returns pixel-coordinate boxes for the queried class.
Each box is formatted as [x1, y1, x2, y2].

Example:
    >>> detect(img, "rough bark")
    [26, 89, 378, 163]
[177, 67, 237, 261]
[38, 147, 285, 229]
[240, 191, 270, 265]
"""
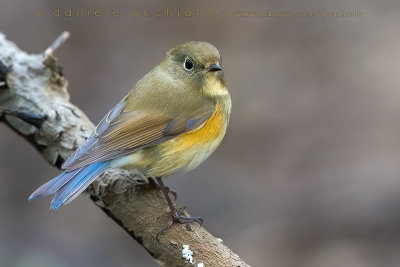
[0, 32, 250, 267]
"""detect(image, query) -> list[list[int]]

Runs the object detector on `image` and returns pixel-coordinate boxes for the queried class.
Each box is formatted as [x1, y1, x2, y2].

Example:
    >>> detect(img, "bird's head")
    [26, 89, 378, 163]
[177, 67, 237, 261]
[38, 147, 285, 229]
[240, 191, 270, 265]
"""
[164, 41, 228, 98]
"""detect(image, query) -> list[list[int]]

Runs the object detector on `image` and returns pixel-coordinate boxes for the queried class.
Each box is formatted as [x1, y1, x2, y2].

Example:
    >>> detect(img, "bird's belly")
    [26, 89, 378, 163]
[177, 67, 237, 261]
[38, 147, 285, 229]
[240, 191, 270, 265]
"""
[148, 134, 224, 177]
[113, 139, 221, 177]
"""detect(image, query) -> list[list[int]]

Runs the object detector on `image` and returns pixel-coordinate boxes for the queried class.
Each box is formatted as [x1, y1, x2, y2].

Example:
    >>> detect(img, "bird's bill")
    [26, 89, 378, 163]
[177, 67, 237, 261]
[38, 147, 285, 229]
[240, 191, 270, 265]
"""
[206, 64, 223, 72]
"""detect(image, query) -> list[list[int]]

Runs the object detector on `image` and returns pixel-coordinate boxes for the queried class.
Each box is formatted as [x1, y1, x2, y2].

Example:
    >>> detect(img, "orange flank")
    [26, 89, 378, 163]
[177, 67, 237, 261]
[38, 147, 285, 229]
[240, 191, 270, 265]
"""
[175, 102, 226, 148]
[147, 101, 229, 176]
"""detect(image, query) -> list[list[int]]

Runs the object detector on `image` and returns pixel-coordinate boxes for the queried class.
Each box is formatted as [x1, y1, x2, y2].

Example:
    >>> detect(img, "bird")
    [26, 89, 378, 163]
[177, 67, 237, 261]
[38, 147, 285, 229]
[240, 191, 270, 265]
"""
[29, 41, 231, 235]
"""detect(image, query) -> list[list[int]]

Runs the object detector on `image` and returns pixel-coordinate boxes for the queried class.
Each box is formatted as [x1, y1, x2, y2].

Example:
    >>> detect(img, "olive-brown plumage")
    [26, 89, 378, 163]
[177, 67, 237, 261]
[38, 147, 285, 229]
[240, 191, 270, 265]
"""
[29, 41, 231, 232]
[63, 41, 231, 177]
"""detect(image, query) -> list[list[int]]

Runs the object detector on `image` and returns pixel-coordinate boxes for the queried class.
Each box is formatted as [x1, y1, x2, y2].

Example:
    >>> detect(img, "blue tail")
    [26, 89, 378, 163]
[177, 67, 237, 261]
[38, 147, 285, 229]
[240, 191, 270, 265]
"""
[29, 161, 110, 210]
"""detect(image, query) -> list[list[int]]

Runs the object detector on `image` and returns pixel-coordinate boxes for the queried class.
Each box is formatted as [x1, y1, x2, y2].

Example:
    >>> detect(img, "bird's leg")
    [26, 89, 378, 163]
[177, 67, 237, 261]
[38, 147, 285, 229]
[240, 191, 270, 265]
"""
[148, 177, 177, 201]
[155, 177, 203, 240]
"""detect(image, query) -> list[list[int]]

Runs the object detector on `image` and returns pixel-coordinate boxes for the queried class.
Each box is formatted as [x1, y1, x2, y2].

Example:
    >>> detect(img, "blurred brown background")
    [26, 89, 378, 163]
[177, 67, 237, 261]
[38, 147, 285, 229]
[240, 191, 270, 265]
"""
[1, 0, 400, 266]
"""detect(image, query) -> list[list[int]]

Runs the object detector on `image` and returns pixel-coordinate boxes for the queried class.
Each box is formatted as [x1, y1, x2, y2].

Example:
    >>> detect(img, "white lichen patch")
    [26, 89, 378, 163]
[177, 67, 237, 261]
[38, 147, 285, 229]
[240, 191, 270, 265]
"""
[182, 245, 206, 266]
[182, 245, 195, 265]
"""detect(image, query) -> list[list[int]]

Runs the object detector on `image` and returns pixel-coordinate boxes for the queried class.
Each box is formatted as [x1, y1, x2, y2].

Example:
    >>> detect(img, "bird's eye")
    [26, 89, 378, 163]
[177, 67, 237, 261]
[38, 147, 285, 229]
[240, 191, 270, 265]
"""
[183, 58, 194, 71]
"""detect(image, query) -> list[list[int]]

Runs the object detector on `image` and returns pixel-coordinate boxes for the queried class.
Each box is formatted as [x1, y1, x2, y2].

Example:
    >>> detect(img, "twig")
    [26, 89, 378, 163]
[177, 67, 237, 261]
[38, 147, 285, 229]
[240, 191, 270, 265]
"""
[42, 31, 70, 72]
[44, 31, 70, 57]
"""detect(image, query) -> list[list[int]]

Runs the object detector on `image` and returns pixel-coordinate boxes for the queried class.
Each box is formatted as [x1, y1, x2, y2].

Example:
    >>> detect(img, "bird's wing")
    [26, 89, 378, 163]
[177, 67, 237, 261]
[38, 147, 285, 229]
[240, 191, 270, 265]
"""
[62, 99, 215, 172]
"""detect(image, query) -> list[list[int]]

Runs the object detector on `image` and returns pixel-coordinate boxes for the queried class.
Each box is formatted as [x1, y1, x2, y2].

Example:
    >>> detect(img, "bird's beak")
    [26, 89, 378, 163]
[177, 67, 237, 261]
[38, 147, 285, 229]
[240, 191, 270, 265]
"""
[206, 64, 223, 72]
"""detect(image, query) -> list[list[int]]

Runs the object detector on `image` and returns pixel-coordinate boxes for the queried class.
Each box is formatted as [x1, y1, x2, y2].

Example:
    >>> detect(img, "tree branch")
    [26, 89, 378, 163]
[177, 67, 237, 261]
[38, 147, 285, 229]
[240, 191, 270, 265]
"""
[0, 32, 250, 267]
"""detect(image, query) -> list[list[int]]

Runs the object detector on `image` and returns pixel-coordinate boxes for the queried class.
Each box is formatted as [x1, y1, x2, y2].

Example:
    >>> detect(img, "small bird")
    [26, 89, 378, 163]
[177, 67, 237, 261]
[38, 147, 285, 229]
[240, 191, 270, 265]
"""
[29, 41, 231, 235]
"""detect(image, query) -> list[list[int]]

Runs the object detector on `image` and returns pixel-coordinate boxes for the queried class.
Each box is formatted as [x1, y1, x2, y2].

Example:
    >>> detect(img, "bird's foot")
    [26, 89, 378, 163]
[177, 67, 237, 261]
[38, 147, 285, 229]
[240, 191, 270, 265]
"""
[156, 206, 203, 240]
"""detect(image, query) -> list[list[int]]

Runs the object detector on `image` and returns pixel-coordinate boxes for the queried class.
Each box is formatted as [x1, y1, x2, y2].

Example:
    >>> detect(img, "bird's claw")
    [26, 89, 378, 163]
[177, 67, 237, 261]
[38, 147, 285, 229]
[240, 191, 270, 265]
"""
[156, 207, 203, 240]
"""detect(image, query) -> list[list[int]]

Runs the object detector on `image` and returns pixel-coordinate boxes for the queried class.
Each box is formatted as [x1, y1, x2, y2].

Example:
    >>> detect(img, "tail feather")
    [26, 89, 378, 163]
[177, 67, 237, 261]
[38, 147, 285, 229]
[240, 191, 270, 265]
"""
[50, 161, 110, 210]
[28, 161, 110, 210]
[28, 168, 81, 201]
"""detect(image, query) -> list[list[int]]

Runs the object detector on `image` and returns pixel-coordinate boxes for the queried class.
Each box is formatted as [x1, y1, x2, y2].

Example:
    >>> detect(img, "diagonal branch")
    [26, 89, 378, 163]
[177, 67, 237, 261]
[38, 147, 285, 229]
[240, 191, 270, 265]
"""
[0, 32, 250, 267]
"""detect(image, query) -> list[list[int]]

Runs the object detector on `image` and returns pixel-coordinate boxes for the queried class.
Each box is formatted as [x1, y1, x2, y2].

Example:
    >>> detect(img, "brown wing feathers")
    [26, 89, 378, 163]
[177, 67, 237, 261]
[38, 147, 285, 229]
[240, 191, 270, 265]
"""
[63, 104, 215, 172]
